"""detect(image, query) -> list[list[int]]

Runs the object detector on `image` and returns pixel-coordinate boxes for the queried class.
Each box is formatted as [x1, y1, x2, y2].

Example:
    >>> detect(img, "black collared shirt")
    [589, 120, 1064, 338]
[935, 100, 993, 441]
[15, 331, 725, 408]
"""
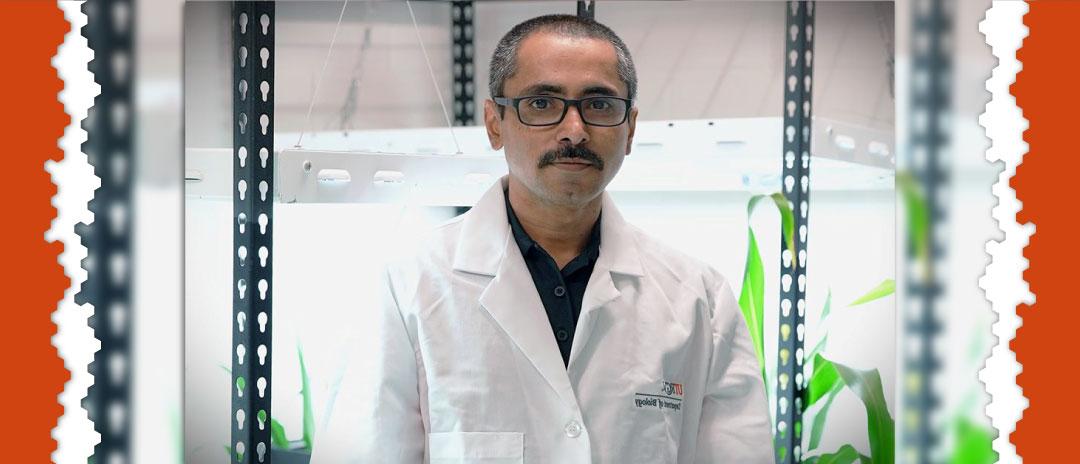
[505, 190, 602, 367]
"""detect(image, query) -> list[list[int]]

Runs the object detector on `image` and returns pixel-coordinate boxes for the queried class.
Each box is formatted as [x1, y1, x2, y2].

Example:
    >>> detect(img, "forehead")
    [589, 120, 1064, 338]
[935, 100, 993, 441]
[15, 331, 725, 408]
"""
[505, 31, 625, 97]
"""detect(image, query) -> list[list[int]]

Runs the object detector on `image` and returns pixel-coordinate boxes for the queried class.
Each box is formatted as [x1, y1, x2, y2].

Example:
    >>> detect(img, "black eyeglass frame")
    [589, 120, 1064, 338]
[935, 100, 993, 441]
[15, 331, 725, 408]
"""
[492, 95, 633, 127]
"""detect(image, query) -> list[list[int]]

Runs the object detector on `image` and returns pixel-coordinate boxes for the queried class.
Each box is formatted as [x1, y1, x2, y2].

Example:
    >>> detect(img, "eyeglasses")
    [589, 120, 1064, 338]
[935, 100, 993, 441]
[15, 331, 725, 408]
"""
[493, 95, 632, 127]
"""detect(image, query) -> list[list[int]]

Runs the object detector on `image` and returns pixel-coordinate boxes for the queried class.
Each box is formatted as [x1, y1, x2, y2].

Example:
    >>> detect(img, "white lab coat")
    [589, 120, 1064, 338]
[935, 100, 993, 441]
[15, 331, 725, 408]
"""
[313, 178, 773, 463]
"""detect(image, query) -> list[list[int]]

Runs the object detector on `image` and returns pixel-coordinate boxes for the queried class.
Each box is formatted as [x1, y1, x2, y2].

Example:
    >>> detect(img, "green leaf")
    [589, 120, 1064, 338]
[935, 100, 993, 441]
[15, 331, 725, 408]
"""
[807, 354, 841, 407]
[804, 444, 871, 464]
[299, 345, 316, 450]
[738, 193, 798, 379]
[270, 418, 290, 449]
[848, 279, 895, 307]
[897, 171, 930, 271]
[765, 357, 777, 424]
[768, 192, 797, 265]
[738, 226, 767, 375]
[807, 290, 833, 372]
[949, 417, 997, 464]
[808, 335, 828, 371]
[820, 288, 834, 321]
[832, 361, 895, 464]
[747, 193, 797, 268]
[808, 386, 842, 452]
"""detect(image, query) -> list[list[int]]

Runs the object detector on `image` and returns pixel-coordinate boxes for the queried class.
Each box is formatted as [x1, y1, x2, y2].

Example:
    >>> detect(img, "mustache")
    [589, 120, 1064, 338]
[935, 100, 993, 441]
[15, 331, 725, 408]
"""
[538, 145, 605, 170]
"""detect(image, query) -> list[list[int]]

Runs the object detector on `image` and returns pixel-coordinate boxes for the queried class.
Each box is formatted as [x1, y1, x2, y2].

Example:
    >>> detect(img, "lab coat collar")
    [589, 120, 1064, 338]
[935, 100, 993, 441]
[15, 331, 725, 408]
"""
[452, 177, 645, 278]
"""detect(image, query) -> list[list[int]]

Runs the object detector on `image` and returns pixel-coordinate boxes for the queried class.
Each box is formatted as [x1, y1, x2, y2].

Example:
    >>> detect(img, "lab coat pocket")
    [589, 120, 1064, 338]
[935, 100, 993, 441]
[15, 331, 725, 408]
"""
[428, 432, 524, 464]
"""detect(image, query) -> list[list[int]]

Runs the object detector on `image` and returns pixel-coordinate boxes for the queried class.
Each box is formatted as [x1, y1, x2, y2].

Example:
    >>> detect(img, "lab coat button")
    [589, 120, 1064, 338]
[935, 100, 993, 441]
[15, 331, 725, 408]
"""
[553, 286, 566, 297]
[564, 420, 582, 438]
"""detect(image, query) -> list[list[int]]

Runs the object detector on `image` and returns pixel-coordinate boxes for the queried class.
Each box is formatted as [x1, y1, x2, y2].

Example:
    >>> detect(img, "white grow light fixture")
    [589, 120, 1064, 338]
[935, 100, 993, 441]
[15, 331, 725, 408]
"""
[185, 117, 894, 205]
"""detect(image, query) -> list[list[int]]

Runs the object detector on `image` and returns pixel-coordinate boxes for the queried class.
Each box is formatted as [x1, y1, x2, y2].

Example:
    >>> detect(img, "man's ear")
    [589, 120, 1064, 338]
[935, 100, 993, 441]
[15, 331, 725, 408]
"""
[624, 106, 638, 156]
[483, 99, 504, 150]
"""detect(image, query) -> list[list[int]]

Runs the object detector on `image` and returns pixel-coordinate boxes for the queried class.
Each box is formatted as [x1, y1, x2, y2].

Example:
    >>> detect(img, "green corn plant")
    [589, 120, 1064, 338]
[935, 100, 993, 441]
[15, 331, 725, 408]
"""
[801, 282, 896, 464]
[949, 417, 995, 464]
[896, 172, 929, 267]
[897, 169, 997, 463]
[270, 344, 316, 451]
[736, 193, 795, 415]
[786, 168, 996, 463]
[802, 444, 867, 464]
[942, 328, 997, 463]
[735, 192, 896, 463]
[940, 267, 996, 464]
[225, 343, 317, 458]
[738, 192, 796, 380]
[942, 328, 996, 464]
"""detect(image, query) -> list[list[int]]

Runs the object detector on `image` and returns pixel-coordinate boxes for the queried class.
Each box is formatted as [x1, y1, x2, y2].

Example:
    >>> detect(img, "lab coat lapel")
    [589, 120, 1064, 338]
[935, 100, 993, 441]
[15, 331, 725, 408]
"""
[455, 179, 578, 406]
[479, 238, 579, 405]
[568, 193, 645, 370]
[567, 265, 620, 372]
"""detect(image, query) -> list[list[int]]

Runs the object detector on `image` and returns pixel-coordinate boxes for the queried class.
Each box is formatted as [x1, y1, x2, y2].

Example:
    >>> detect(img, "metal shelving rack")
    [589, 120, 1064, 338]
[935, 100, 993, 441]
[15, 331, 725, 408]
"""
[577, 0, 595, 20]
[902, 0, 950, 462]
[79, 0, 135, 462]
[773, 2, 816, 463]
[230, 2, 276, 462]
[451, 1, 476, 126]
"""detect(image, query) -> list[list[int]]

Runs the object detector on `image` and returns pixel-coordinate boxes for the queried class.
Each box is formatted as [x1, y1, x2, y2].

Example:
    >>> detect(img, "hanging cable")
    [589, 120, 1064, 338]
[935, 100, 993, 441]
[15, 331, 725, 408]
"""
[406, 0, 463, 154]
[295, 0, 350, 148]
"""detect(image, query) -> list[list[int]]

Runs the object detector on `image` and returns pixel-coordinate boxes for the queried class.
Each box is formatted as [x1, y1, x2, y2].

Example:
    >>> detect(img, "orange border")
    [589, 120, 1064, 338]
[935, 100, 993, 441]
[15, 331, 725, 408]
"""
[1011, 1, 1077, 459]
[0, 1, 70, 460]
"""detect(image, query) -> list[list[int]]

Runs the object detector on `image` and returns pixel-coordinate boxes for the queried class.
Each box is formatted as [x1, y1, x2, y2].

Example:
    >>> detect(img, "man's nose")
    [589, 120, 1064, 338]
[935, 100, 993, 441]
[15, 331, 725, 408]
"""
[556, 104, 589, 146]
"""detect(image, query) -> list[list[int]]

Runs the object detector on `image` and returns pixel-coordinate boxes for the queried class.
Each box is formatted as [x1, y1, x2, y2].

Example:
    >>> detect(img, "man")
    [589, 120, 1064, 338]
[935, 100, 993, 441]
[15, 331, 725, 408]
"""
[314, 14, 772, 463]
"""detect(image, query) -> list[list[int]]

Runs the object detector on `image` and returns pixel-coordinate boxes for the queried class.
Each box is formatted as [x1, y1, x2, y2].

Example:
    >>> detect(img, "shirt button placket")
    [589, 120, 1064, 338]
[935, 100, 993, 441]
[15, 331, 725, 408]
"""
[556, 329, 569, 342]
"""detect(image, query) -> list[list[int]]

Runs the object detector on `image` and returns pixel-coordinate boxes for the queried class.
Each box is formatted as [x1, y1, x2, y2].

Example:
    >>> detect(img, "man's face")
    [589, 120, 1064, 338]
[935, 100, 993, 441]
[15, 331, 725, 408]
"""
[484, 31, 638, 208]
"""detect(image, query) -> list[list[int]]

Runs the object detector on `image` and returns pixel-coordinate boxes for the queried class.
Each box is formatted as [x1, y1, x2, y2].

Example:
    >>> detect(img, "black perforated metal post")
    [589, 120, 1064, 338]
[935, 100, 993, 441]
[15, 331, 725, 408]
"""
[78, 1, 135, 462]
[577, 1, 595, 20]
[231, 2, 275, 463]
[774, 2, 815, 463]
[903, 0, 950, 462]
[451, 1, 475, 126]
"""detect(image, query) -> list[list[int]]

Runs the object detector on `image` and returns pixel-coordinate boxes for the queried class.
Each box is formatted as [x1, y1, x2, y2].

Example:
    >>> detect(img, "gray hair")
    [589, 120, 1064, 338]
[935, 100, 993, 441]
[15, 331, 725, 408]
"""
[488, 14, 637, 106]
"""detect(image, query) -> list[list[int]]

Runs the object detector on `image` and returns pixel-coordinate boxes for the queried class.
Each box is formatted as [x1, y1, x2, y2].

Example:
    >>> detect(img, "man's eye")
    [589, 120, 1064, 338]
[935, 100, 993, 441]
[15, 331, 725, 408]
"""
[589, 99, 612, 110]
[528, 98, 552, 110]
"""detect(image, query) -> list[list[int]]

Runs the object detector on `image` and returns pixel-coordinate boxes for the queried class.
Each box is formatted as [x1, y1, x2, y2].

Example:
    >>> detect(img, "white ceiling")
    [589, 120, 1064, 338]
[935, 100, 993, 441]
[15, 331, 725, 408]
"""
[185, 1, 896, 146]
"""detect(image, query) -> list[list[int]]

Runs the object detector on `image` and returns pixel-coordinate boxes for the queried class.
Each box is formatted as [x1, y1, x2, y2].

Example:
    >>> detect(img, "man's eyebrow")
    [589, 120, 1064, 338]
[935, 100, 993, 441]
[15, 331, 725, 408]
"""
[519, 83, 564, 95]
[582, 85, 619, 97]
[516, 83, 621, 97]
